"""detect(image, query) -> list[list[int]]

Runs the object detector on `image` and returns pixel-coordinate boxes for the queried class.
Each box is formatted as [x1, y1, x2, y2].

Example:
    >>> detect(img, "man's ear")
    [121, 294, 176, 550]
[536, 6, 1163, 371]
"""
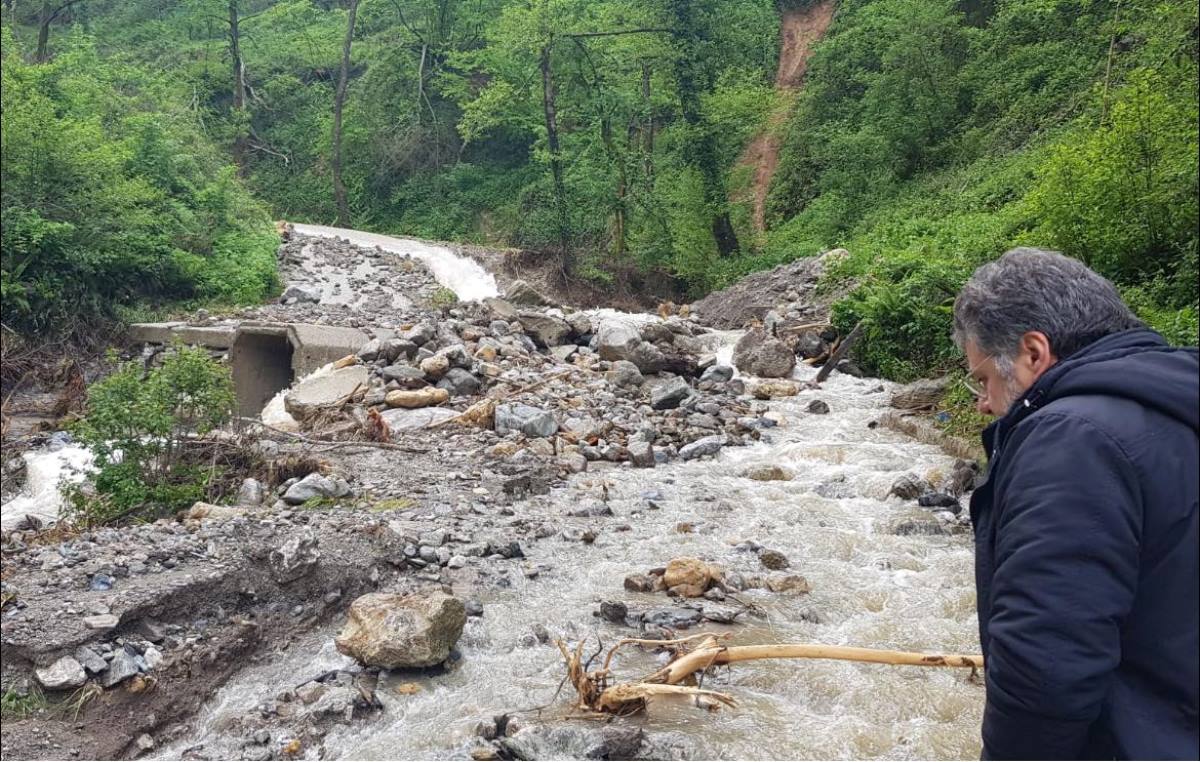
[1019, 331, 1058, 374]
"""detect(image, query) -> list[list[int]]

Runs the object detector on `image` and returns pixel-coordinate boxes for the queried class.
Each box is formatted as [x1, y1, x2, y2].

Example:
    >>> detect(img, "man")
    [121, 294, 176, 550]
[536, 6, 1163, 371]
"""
[953, 247, 1198, 760]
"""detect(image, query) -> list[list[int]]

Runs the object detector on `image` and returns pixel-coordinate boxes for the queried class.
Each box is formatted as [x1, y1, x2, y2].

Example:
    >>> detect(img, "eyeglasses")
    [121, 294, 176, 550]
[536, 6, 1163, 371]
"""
[960, 354, 994, 399]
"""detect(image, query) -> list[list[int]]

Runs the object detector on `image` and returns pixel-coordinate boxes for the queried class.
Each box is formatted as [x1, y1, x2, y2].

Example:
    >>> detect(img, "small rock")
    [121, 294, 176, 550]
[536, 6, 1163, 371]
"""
[623, 574, 656, 593]
[743, 465, 793, 481]
[807, 399, 830, 415]
[758, 549, 790, 570]
[494, 404, 558, 438]
[100, 648, 140, 688]
[83, 614, 119, 630]
[649, 377, 692, 410]
[386, 387, 450, 409]
[765, 574, 812, 594]
[597, 601, 628, 624]
[679, 435, 726, 461]
[889, 475, 929, 501]
[36, 656, 87, 690]
[136, 735, 155, 752]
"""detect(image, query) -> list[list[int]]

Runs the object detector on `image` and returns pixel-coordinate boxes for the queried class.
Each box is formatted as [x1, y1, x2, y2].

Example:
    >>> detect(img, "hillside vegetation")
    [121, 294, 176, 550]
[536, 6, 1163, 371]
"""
[2, 0, 1196, 380]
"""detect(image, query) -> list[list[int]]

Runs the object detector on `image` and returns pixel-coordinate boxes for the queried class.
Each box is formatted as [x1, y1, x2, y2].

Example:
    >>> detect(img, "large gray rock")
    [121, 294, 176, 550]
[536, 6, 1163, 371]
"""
[99, 648, 141, 688]
[335, 592, 466, 669]
[436, 368, 481, 397]
[36, 656, 87, 690]
[605, 360, 644, 388]
[679, 435, 727, 461]
[700, 364, 734, 384]
[382, 363, 427, 388]
[284, 365, 369, 421]
[495, 404, 558, 438]
[889, 377, 951, 410]
[593, 319, 641, 362]
[501, 723, 645, 761]
[732, 328, 795, 378]
[269, 531, 320, 582]
[282, 284, 322, 303]
[517, 312, 572, 348]
[282, 472, 351, 505]
[483, 297, 520, 321]
[649, 377, 692, 410]
[236, 478, 265, 506]
[505, 279, 551, 306]
[627, 341, 667, 374]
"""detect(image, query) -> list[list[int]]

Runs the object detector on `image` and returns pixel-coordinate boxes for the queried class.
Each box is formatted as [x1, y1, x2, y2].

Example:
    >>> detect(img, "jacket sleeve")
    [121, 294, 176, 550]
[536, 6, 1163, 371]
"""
[982, 412, 1142, 760]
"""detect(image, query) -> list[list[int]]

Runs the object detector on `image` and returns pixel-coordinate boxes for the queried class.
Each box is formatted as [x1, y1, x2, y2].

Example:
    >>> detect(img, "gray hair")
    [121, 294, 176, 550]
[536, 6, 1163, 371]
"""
[953, 247, 1144, 368]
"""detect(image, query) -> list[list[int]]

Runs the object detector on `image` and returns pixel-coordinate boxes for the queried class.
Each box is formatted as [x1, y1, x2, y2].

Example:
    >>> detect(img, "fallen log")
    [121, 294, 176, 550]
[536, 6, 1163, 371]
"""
[811, 320, 863, 386]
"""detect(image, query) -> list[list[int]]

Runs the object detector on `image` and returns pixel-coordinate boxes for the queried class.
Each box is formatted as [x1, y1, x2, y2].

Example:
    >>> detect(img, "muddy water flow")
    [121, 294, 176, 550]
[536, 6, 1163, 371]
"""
[167, 356, 984, 759]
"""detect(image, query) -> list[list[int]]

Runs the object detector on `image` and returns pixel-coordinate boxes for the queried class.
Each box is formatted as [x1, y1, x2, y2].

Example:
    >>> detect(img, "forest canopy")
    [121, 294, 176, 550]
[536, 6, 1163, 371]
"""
[2, 0, 1196, 379]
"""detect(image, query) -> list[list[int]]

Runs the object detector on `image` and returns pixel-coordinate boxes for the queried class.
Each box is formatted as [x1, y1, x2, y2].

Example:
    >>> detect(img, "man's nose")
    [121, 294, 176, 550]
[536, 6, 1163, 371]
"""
[976, 397, 992, 416]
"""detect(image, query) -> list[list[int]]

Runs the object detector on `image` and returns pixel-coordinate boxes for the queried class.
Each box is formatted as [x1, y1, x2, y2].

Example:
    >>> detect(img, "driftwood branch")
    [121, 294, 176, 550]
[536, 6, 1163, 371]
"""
[811, 320, 864, 385]
[561, 633, 983, 717]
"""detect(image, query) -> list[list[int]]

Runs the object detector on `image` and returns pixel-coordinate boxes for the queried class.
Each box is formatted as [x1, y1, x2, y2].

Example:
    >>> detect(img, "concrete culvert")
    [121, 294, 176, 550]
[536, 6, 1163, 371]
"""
[231, 329, 295, 418]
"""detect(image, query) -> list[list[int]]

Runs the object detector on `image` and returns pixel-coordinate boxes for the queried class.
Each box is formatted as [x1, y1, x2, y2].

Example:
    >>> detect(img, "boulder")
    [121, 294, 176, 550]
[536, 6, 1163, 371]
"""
[282, 472, 351, 505]
[382, 364, 428, 387]
[505, 279, 551, 306]
[627, 341, 668, 374]
[593, 319, 641, 362]
[743, 465, 793, 481]
[628, 441, 656, 468]
[495, 404, 558, 438]
[889, 377, 951, 411]
[282, 284, 321, 303]
[380, 337, 418, 362]
[483, 297, 519, 321]
[517, 312, 572, 348]
[807, 399, 830, 415]
[436, 369, 481, 397]
[752, 380, 800, 399]
[501, 724, 644, 762]
[402, 323, 437, 346]
[732, 327, 795, 378]
[605, 360, 644, 388]
[99, 648, 141, 688]
[36, 656, 87, 690]
[679, 434, 726, 461]
[649, 377, 692, 410]
[284, 365, 369, 421]
[700, 364, 734, 384]
[662, 557, 721, 595]
[387, 388, 451, 409]
[236, 478, 265, 506]
[758, 549, 790, 570]
[889, 475, 929, 501]
[419, 354, 451, 380]
[335, 592, 466, 669]
[437, 344, 473, 369]
[269, 531, 320, 582]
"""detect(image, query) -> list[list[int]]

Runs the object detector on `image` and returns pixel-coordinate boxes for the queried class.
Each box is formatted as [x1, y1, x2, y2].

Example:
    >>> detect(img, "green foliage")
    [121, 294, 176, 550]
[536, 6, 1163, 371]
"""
[69, 346, 236, 525]
[1, 685, 47, 719]
[430, 286, 459, 308]
[1027, 69, 1199, 289]
[0, 31, 278, 337]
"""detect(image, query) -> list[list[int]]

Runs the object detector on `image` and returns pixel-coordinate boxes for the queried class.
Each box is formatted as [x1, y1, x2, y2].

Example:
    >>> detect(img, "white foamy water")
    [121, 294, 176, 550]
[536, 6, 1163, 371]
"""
[291, 224, 499, 302]
[1, 445, 94, 531]
[164, 345, 984, 760]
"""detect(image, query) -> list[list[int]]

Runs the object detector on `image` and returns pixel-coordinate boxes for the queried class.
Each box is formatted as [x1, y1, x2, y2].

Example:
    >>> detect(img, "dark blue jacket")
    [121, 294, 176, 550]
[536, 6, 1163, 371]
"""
[970, 329, 1199, 760]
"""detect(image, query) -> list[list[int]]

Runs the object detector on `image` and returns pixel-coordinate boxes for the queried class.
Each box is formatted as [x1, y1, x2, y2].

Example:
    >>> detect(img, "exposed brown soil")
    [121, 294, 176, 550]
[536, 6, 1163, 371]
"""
[735, 0, 837, 233]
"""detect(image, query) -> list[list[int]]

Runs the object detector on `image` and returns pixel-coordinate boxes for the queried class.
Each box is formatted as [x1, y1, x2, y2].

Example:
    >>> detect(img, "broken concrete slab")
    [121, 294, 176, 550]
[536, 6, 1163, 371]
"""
[284, 365, 369, 421]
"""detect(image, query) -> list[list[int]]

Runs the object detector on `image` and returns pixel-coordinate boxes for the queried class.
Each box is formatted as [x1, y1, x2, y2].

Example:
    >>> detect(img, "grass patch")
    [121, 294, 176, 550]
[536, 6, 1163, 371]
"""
[1, 685, 47, 720]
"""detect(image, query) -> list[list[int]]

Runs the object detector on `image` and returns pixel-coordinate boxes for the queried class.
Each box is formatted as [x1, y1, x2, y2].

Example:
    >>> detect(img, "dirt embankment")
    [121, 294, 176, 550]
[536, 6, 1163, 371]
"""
[735, 0, 837, 234]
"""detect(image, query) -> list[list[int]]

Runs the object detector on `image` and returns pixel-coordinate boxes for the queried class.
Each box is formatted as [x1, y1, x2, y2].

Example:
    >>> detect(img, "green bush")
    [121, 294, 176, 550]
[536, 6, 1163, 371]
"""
[0, 32, 278, 338]
[68, 346, 236, 525]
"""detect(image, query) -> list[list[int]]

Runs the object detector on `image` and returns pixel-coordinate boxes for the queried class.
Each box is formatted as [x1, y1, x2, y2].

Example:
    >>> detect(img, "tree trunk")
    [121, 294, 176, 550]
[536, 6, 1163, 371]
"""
[332, 0, 359, 227]
[36, 2, 52, 63]
[640, 62, 655, 185]
[228, 0, 248, 168]
[669, 0, 739, 257]
[540, 42, 572, 267]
